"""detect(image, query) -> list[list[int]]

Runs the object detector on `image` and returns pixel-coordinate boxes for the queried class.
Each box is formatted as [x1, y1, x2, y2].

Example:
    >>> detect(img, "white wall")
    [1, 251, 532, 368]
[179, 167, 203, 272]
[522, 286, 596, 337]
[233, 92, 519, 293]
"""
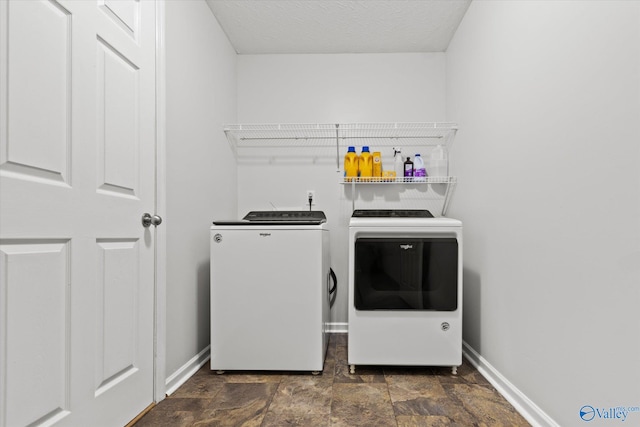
[446, 1, 640, 425]
[238, 54, 446, 123]
[237, 53, 447, 325]
[165, 0, 237, 379]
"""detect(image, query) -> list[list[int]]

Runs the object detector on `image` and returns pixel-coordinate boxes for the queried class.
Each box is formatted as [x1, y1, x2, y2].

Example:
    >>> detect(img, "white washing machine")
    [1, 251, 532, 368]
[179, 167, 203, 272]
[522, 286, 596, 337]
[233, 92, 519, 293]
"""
[210, 211, 335, 373]
[347, 209, 462, 374]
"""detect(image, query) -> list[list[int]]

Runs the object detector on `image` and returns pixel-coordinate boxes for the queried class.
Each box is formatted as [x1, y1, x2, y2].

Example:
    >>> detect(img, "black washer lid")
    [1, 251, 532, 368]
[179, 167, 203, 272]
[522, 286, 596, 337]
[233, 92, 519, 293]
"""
[351, 209, 433, 218]
[213, 211, 326, 226]
[242, 210, 326, 223]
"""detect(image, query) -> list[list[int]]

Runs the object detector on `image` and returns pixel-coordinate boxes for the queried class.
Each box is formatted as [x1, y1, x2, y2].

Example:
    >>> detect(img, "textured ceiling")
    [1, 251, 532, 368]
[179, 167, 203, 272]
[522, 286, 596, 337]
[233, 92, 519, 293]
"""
[205, 0, 472, 54]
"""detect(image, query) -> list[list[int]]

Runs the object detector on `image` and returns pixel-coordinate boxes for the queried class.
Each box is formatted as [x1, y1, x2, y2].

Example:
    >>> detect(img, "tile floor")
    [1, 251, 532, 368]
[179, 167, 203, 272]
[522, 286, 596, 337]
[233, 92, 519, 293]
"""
[135, 334, 530, 426]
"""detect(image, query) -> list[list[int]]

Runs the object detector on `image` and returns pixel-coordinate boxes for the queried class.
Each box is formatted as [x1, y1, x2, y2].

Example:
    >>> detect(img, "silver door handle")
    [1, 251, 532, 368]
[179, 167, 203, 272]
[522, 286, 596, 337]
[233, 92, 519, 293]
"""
[142, 213, 163, 227]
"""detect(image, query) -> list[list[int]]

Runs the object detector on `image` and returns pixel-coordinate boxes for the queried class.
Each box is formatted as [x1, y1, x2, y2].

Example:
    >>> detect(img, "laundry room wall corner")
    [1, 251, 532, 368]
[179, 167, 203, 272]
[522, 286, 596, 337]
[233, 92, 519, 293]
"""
[164, 0, 237, 389]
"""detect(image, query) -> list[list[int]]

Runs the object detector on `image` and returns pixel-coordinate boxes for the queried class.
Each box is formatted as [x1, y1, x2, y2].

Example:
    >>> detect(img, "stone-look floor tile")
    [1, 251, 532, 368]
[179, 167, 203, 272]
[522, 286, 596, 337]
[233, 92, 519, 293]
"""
[268, 376, 333, 416]
[445, 383, 530, 426]
[216, 371, 284, 383]
[396, 415, 458, 427]
[333, 345, 386, 383]
[331, 333, 348, 347]
[435, 359, 491, 386]
[386, 375, 450, 415]
[195, 360, 213, 375]
[321, 344, 337, 376]
[383, 366, 436, 376]
[413, 397, 478, 425]
[134, 398, 213, 427]
[171, 374, 225, 399]
[136, 335, 530, 427]
[152, 397, 213, 413]
[391, 396, 478, 424]
[330, 383, 396, 427]
[261, 412, 330, 427]
[192, 382, 278, 427]
[333, 362, 386, 383]
[279, 370, 333, 384]
[325, 340, 337, 357]
[333, 343, 348, 365]
[133, 409, 200, 427]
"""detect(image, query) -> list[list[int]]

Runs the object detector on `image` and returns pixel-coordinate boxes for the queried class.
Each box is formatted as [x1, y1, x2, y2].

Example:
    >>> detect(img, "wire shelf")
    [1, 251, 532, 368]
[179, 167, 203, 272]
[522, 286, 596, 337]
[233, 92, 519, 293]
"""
[223, 123, 458, 160]
[338, 122, 457, 145]
[340, 175, 457, 215]
[340, 176, 456, 184]
[224, 123, 459, 215]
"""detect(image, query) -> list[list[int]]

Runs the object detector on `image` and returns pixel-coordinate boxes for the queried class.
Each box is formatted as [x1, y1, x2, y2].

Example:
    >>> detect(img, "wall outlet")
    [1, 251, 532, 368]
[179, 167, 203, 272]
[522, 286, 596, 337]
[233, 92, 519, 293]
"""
[307, 190, 315, 205]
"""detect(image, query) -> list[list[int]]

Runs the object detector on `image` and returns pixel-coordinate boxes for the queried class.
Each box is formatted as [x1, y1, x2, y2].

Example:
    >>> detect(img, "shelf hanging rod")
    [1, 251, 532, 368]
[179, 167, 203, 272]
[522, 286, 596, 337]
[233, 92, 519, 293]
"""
[239, 137, 335, 141]
[238, 135, 444, 141]
[338, 136, 443, 140]
[335, 124, 340, 170]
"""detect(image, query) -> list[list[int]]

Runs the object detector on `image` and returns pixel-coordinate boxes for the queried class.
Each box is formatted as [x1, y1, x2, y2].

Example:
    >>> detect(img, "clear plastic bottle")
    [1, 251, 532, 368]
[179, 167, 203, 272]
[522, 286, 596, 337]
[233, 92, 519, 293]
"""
[394, 149, 403, 182]
[413, 153, 426, 182]
[429, 144, 448, 177]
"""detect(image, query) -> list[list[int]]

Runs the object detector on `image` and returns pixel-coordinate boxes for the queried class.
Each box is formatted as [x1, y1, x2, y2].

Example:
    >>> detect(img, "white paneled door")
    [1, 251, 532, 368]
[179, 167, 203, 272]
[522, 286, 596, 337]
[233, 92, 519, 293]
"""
[0, 1, 157, 426]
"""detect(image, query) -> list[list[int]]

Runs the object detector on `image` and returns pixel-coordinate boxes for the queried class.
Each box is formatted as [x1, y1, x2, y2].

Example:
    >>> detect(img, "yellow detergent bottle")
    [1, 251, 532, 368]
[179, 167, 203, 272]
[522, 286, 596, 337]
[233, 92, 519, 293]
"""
[344, 146, 358, 182]
[359, 146, 373, 181]
[372, 151, 382, 180]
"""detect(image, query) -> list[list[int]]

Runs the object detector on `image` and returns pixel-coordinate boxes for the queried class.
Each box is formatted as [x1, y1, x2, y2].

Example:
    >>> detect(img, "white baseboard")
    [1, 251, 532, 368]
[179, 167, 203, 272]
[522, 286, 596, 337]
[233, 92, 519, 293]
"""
[164, 345, 211, 396]
[462, 341, 559, 427]
[327, 322, 348, 333]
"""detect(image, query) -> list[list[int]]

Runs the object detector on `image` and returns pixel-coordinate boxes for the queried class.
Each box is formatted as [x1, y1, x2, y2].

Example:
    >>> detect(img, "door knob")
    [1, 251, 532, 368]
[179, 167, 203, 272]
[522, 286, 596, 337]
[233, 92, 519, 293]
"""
[142, 213, 163, 227]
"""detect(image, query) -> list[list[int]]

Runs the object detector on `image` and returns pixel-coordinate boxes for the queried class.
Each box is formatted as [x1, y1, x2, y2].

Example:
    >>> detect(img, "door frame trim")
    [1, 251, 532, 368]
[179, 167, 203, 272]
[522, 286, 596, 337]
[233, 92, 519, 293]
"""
[153, 0, 167, 403]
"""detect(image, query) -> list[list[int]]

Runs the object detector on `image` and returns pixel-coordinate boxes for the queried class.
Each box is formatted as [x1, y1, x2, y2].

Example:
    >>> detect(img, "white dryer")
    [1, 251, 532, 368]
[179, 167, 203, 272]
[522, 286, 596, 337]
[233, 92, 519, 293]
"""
[347, 209, 462, 374]
[210, 211, 334, 373]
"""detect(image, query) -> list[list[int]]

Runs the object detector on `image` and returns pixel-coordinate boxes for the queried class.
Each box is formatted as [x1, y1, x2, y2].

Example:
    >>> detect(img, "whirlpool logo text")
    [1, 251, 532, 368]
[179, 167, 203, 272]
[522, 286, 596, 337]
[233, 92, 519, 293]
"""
[580, 405, 640, 422]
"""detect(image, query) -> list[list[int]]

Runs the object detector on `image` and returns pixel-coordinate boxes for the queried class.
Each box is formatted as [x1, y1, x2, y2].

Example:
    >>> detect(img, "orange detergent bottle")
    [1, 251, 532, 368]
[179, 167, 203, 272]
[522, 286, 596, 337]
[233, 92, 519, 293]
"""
[344, 146, 358, 182]
[359, 146, 373, 181]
